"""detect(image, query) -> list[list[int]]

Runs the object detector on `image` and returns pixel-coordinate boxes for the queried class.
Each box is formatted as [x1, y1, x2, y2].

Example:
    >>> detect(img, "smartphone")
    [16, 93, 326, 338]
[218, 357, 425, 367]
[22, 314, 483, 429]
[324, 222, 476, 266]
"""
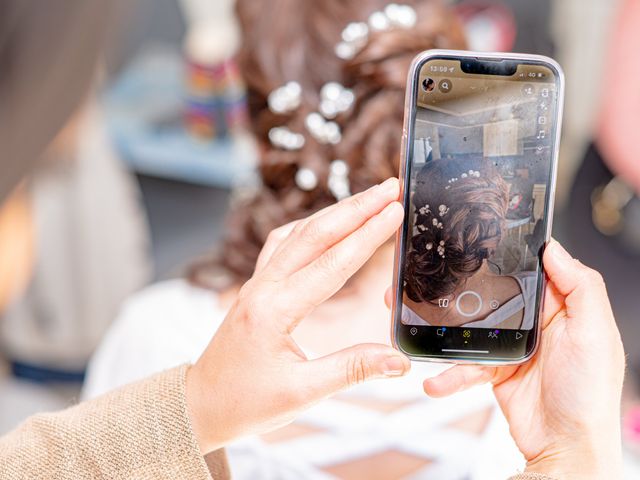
[391, 50, 564, 365]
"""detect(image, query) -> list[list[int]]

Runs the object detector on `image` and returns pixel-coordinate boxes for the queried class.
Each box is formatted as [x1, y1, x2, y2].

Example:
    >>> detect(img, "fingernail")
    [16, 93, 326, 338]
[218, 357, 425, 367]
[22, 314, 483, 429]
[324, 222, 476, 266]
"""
[551, 241, 572, 261]
[382, 356, 408, 377]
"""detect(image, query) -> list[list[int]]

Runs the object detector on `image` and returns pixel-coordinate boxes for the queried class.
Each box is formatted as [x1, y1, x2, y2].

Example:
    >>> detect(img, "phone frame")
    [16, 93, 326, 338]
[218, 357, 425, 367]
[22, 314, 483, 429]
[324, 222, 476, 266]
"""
[390, 50, 565, 365]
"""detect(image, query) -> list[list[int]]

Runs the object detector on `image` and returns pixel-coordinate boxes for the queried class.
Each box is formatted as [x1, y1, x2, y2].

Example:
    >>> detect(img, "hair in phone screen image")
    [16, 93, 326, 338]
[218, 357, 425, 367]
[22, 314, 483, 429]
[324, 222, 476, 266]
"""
[404, 157, 509, 302]
[401, 156, 539, 330]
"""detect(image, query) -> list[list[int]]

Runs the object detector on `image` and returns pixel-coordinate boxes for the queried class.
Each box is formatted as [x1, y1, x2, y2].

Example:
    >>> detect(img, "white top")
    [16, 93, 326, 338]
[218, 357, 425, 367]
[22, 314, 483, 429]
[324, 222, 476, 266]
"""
[83, 279, 524, 479]
[402, 272, 538, 330]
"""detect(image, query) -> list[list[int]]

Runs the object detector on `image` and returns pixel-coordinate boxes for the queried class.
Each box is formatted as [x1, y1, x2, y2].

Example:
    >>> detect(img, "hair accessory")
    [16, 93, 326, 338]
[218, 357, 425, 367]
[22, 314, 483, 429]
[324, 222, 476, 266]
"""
[426, 242, 433, 250]
[295, 167, 319, 191]
[437, 240, 445, 258]
[417, 224, 428, 232]
[320, 82, 355, 119]
[438, 204, 449, 217]
[305, 112, 342, 144]
[418, 204, 431, 215]
[328, 159, 351, 200]
[268, 126, 305, 150]
[335, 4, 417, 60]
[268, 81, 302, 114]
[447, 170, 480, 184]
[335, 22, 369, 60]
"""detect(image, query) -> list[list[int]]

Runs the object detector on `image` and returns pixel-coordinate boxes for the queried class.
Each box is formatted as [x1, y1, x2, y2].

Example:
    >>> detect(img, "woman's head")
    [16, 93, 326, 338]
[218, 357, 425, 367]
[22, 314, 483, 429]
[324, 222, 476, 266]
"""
[190, 0, 466, 288]
[404, 157, 509, 303]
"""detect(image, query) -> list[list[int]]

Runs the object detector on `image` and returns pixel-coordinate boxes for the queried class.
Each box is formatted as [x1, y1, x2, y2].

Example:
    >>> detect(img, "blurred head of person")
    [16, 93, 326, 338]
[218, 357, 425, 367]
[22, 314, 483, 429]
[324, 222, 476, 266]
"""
[0, 1, 110, 312]
[404, 157, 509, 304]
[189, 0, 467, 289]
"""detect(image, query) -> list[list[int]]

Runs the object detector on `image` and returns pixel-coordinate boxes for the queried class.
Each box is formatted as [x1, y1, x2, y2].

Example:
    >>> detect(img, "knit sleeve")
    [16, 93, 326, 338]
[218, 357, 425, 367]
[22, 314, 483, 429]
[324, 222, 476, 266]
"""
[0, 364, 228, 479]
[508, 473, 558, 480]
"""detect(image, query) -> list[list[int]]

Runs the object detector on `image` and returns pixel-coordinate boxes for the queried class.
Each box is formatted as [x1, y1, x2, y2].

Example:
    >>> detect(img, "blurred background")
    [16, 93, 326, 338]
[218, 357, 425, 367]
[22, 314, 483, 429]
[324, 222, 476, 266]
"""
[1, 0, 639, 477]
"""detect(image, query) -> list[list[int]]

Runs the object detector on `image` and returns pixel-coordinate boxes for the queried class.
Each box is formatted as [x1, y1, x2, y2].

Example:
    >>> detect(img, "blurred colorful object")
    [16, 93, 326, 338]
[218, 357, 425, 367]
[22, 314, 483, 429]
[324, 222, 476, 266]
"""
[182, 2, 248, 139]
[624, 405, 640, 456]
[103, 46, 256, 188]
[455, 1, 517, 52]
[184, 20, 248, 139]
[184, 58, 248, 139]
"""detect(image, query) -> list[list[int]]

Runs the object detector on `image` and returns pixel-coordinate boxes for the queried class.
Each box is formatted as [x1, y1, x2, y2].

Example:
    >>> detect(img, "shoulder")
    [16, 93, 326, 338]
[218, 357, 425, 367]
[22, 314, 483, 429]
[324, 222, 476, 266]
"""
[107, 279, 225, 346]
[509, 271, 538, 297]
[120, 278, 222, 319]
[83, 279, 228, 399]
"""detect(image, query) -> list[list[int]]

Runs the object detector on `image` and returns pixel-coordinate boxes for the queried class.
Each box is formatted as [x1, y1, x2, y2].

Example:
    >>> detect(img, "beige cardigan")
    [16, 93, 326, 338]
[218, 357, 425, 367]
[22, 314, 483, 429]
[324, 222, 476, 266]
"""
[0, 364, 554, 480]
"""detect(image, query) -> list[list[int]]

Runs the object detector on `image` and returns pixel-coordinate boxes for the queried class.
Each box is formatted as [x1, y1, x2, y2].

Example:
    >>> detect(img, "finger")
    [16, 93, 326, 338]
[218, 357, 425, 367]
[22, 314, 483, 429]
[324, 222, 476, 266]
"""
[304, 343, 410, 399]
[423, 364, 516, 397]
[261, 188, 374, 273]
[543, 239, 613, 325]
[266, 178, 400, 277]
[254, 220, 300, 273]
[285, 201, 404, 320]
[540, 280, 564, 329]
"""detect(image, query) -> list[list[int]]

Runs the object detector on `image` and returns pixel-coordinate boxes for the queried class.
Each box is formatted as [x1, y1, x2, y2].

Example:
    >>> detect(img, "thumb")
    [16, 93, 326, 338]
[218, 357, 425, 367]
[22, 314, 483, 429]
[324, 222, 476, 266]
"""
[423, 364, 516, 397]
[304, 344, 410, 398]
[543, 239, 612, 323]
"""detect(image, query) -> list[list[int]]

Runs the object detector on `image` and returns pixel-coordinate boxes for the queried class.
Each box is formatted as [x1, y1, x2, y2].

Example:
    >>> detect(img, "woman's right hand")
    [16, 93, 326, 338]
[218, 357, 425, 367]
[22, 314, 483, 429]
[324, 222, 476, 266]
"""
[185, 178, 410, 454]
[422, 240, 626, 479]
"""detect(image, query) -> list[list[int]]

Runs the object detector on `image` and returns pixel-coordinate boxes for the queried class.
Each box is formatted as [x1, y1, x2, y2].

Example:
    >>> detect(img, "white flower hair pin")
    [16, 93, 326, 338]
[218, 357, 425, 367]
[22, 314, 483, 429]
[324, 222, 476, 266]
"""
[425, 240, 446, 258]
[268, 126, 305, 151]
[418, 204, 431, 216]
[268, 81, 302, 115]
[327, 159, 351, 200]
[267, 4, 418, 198]
[320, 82, 355, 119]
[446, 170, 481, 189]
[335, 4, 418, 60]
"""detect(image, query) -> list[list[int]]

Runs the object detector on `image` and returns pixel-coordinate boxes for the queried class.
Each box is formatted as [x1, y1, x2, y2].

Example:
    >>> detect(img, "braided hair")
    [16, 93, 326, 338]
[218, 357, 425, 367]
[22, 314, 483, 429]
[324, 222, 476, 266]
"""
[404, 157, 510, 303]
[188, 0, 467, 289]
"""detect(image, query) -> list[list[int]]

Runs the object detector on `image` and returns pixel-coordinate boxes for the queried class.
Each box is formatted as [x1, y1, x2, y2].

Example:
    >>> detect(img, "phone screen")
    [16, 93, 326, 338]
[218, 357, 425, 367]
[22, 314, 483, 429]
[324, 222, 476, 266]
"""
[394, 55, 562, 362]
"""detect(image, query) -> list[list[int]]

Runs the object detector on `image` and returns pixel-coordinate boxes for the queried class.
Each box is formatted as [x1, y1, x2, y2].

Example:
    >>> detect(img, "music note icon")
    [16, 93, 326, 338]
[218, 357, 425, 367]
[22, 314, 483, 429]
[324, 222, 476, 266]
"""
[536, 130, 546, 140]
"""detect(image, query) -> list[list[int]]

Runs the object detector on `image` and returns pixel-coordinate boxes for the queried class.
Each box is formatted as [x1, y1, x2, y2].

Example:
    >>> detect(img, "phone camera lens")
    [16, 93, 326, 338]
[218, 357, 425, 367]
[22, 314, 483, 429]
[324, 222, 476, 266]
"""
[421, 77, 435, 93]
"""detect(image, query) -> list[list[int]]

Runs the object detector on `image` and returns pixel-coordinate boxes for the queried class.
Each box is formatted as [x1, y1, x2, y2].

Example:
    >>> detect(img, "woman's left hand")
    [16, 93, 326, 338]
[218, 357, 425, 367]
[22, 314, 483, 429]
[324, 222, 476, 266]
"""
[407, 241, 626, 479]
[186, 178, 410, 453]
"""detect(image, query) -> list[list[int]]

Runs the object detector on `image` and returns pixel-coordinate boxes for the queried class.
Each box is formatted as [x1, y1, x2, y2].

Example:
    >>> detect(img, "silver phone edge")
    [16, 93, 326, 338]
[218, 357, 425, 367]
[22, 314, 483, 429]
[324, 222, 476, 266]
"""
[390, 49, 566, 366]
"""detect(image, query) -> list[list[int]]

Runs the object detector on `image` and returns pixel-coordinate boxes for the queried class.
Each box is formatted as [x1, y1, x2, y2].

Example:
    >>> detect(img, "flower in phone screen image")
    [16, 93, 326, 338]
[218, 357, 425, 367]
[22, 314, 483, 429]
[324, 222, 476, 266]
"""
[401, 156, 537, 330]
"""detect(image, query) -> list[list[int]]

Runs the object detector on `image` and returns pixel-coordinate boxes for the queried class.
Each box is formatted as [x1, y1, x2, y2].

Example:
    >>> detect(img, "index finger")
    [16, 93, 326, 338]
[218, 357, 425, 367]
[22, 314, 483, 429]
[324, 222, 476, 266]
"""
[265, 178, 400, 278]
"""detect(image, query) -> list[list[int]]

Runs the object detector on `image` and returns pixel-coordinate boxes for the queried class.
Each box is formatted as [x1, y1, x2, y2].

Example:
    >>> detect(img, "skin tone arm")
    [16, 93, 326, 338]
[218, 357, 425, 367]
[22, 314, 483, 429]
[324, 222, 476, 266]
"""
[409, 240, 626, 479]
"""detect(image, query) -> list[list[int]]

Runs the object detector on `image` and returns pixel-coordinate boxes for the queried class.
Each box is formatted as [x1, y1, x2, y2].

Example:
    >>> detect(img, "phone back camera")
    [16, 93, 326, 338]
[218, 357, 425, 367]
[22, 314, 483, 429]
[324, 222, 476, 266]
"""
[422, 77, 435, 93]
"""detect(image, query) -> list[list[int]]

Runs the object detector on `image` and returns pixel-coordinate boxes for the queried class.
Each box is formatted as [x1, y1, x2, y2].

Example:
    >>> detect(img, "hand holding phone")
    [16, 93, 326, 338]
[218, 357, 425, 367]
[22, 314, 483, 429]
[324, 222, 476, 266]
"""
[420, 241, 625, 479]
[187, 179, 409, 453]
[391, 50, 565, 364]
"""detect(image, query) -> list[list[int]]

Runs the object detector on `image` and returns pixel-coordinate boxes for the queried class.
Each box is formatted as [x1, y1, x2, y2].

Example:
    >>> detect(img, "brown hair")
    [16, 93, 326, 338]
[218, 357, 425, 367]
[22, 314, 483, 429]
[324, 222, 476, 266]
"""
[188, 0, 466, 289]
[404, 157, 509, 303]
